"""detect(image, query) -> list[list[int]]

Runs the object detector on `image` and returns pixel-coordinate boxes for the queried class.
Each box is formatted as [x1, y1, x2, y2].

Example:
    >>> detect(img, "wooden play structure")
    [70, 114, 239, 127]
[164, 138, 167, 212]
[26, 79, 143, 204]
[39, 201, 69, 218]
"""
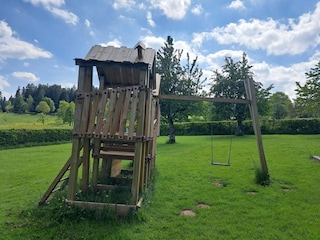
[40, 42, 269, 216]
[39, 42, 161, 215]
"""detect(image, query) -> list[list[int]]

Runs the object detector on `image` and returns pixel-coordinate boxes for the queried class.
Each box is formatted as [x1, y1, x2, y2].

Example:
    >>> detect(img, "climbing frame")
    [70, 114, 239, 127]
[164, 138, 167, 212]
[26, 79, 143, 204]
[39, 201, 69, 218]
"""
[40, 42, 161, 215]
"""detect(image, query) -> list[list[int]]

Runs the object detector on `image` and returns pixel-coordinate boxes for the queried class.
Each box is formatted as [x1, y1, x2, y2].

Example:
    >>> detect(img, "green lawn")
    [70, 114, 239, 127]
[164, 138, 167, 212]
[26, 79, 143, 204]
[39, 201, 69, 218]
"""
[0, 112, 72, 129]
[1, 135, 320, 239]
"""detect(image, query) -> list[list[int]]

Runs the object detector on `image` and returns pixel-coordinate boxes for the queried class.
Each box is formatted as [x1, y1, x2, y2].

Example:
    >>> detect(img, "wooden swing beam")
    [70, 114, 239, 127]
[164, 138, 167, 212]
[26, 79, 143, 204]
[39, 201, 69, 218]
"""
[159, 78, 269, 177]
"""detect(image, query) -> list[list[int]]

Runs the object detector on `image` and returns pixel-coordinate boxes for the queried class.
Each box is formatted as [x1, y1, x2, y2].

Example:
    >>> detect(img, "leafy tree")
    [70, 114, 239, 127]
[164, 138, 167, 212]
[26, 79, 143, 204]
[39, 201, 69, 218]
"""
[0, 92, 5, 112]
[210, 53, 273, 135]
[57, 100, 75, 125]
[295, 61, 320, 117]
[43, 97, 55, 112]
[5, 100, 13, 113]
[36, 101, 50, 125]
[269, 92, 293, 119]
[157, 36, 205, 143]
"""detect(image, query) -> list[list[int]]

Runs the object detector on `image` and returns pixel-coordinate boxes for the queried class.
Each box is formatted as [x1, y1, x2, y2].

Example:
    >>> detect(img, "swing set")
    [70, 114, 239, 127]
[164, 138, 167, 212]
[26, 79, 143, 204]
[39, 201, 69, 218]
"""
[160, 78, 269, 176]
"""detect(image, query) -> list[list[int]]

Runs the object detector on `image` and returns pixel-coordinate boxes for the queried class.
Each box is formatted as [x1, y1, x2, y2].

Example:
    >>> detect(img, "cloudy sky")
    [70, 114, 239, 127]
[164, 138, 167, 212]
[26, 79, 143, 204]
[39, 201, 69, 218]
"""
[1, 0, 320, 100]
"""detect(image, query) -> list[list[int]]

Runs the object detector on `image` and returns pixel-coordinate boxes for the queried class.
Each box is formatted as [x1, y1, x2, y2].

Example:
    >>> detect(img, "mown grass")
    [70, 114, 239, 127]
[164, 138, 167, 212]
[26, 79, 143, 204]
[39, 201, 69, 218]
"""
[0, 112, 72, 129]
[1, 135, 320, 239]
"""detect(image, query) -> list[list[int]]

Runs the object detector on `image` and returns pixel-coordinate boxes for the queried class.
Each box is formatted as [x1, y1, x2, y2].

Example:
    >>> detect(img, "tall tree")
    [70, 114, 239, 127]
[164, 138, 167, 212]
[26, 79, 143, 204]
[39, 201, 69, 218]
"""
[210, 53, 273, 135]
[295, 61, 320, 117]
[36, 101, 50, 125]
[13, 88, 27, 113]
[157, 36, 205, 143]
[269, 92, 293, 119]
[57, 100, 75, 125]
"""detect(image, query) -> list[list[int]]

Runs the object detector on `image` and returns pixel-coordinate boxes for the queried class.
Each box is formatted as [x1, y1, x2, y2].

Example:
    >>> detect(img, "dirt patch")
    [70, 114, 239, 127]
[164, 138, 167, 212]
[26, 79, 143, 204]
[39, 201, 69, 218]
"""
[196, 203, 211, 208]
[180, 210, 196, 216]
[213, 181, 223, 187]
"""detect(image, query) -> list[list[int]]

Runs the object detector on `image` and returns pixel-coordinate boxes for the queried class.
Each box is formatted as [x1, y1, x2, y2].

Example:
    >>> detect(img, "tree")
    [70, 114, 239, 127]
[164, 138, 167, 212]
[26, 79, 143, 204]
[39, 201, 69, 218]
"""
[295, 61, 320, 117]
[210, 53, 273, 135]
[43, 97, 55, 112]
[25, 95, 34, 113]
[57, 100, 75, 125]
[269, 92, 293, 119]
[13, 88, 27, 113]
[157, 36, 205, 143]
[36, 101, 50, 124]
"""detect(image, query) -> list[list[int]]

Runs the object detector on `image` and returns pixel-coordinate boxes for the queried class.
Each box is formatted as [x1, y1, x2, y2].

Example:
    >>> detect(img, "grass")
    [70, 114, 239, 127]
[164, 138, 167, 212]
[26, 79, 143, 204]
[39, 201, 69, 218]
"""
[0, 112, 72, 129]
[1, 135, 320, 239]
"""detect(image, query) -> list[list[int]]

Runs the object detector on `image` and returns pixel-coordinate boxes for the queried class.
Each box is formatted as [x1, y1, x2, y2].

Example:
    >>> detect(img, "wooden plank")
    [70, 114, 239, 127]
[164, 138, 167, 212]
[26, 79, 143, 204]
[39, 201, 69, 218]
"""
[103, 89, 117, 137]
[118, 87, 132, 139]
[67, 138, 82, 200]
[65, 200, 137, 216]
[131, 141, 143, 204]
[81, 138, 91, 193]
[128, 87, 139, 140]
[79, 93, 91, 136]
[159, 94, 250, 104]
[86, 92, 99, 137]
[110, 159, 122, 177]
[312, 156, 320, 161]
[94, 90, 109, 138]
[110, 88, 125, 138]
[244, 78, 268, 175]
[99, 150, 134, 160]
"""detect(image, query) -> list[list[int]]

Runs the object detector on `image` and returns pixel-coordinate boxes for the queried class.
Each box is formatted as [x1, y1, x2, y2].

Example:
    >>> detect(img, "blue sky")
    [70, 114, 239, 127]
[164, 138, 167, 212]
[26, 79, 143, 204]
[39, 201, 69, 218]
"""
[1, 0, 320, 100]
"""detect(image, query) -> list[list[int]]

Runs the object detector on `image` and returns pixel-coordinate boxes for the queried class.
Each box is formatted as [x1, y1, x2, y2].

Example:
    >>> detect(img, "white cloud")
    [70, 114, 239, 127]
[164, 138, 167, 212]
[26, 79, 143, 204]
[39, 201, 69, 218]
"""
[12, 71, 40, 82]
[24, 0, 79, 25]
[100, 39, 122, 47]
[228, 0, 246, 10]
[147, 11, 156, 27]
[85, 19, 91, 27]
[140, 36, 165, 50]
[149, 0, 191, 20]
[0, 75, 10, 91]
[113, 0, 136, 10]
[192, 2, 320, 56]
[191, 4, 203, 15]
[0, 20, 52, 61]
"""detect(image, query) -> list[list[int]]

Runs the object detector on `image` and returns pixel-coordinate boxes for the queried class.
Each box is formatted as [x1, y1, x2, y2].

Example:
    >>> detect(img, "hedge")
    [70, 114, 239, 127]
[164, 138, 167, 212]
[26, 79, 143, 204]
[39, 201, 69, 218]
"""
[1, 118, 319, 148]
[160, 118, 320, 136]
[0, 129, 72, 149]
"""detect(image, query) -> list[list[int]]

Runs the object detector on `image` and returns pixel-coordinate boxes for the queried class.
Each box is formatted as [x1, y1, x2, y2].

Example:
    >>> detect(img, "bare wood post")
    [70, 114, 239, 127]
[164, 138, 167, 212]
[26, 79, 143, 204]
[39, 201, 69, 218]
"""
[81, 138, 90, 193]
[68, 66, 92, 200]
[244, 78, 269, 176]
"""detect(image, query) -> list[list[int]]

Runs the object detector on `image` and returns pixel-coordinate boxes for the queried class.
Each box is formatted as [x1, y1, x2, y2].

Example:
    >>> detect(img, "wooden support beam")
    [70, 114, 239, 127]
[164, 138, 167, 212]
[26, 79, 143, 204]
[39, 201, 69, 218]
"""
[244, 78, 269, 176]
[81, 138, 91, 193]
[66, 200, 137, 217]
[67, 138, 82, 200]
[159, 94, 250, 104]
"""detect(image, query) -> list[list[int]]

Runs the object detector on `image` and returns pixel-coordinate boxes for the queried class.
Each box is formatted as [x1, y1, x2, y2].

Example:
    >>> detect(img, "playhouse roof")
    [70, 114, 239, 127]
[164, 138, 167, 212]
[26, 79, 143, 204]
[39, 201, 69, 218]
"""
[78, 42, 156, 66]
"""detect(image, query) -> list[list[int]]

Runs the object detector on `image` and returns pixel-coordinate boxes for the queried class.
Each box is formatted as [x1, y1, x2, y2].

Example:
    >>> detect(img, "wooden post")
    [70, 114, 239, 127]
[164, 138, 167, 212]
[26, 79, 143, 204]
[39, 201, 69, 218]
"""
[81, 138, 90, 193]
[244, 78, 269, 176]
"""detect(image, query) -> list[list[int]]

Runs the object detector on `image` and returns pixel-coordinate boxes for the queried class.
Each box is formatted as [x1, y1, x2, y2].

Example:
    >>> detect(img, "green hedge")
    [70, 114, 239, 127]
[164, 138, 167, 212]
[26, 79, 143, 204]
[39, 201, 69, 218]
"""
[0, 129, 72, 148]
[160, 118, 320, 136]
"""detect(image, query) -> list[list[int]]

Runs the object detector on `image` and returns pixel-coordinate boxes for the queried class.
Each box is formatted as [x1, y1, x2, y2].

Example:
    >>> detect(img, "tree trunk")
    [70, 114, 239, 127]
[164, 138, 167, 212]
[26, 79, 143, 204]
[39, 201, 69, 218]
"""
[237, 119, 243, 136]
[168, 117, 176, 143]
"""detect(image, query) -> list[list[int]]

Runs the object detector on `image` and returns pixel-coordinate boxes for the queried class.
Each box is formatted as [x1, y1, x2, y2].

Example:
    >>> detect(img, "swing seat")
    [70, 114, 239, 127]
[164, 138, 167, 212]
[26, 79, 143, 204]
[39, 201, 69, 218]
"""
[211, 162, 230, 166]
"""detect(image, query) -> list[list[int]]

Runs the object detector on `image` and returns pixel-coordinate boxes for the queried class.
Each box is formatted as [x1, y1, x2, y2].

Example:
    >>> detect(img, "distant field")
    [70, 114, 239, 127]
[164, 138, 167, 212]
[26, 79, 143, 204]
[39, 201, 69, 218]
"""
[1, 135, 320, 239]
[0, 112, 72, 129]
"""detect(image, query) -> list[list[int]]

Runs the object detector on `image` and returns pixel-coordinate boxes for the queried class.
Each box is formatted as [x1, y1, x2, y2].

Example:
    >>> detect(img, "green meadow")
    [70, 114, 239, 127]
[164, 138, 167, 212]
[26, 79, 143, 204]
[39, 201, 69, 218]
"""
[1, 134, 319, 239]
[0, 112, 72, 129]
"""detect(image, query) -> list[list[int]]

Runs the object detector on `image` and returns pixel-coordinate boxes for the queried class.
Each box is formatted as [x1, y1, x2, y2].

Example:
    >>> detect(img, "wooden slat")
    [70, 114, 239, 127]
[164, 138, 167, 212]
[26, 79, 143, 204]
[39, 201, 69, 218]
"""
[67, 138, 82, 200]
[118, 87, 132, 138]
[81, 138, 91, 193]
[110, 88, 125, 138]
[99, 150, 134, 160]
[128, 87, 139, 140]
[86, 92, 99, 137]
[103, 89, 117, 137]
[79, 93, 91, 136]
[94, 90, 109, 137]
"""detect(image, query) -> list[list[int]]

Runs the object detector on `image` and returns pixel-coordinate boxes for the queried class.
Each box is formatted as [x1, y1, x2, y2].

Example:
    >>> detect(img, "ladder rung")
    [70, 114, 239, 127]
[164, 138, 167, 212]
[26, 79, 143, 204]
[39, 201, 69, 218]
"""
[52, 187, 61, 193]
